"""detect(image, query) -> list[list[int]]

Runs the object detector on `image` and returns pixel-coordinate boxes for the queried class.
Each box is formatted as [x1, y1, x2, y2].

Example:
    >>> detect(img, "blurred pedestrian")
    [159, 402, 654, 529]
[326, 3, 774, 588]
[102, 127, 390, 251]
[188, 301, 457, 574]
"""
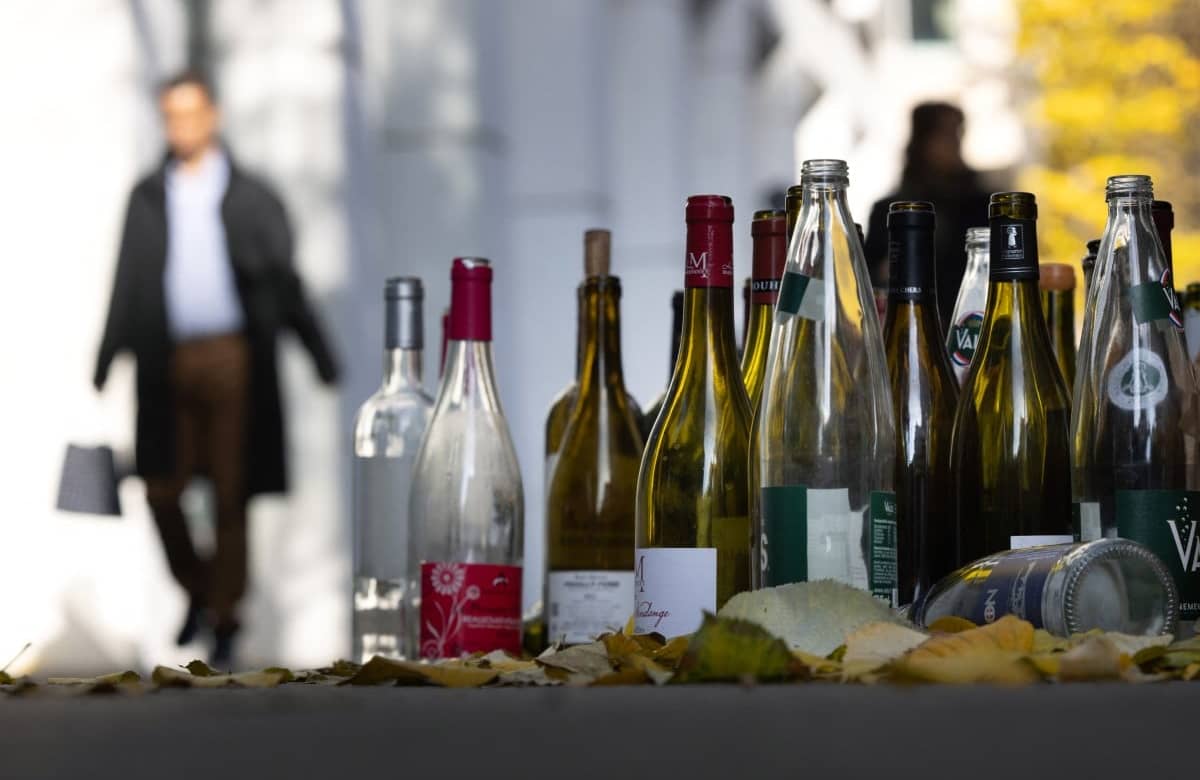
[93, 71, 339, 667]
[863, 102, 992, 331]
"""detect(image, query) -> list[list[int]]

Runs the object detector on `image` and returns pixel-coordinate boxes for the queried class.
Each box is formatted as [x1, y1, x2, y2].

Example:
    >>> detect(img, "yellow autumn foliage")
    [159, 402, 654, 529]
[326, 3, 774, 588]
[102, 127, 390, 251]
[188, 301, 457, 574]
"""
[1016, 0, 1200, 296]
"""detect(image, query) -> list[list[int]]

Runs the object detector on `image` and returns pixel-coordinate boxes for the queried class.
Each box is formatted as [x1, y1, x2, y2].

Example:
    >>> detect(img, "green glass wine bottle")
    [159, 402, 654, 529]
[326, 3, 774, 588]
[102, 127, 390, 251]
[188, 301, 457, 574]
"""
[882, 202, 959, 605]
[546, 268, 644, 645]
[753, 160, 897, 602]
[1072, 174, 1199, 635]
[950, 192, 1073, 567]
[740, 209, 787, 415]
[634, 195, 752, 637]
[1039, 262, 1077, 391]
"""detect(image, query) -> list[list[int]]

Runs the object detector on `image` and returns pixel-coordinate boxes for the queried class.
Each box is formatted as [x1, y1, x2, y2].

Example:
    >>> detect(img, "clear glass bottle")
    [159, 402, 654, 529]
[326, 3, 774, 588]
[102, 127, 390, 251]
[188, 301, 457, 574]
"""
[1039, 262, 1077, 392]
[945, 227, 990, 385]
[635, 195, 752, 637]
[882, 202, 958, 606]
[1081, 239, 1100, 300]
[752, 159, 897, 603]
[1071, 175, 1199, 635]
[951, 193, 1073, 566]
[408, 258, 524, 659]
[913, 540, 1178, 637]
[351, 277, 433, 663]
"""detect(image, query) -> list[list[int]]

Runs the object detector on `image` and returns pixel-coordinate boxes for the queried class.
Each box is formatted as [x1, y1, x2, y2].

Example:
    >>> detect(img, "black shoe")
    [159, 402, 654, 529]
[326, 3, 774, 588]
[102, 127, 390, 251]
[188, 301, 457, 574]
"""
[210, 623, 239, 671]
[175, 599, 205, 647]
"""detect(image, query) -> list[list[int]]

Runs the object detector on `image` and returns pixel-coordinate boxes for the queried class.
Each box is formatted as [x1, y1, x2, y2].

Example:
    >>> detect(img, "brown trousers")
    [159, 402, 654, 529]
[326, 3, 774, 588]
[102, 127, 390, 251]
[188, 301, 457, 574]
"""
[145, 333, 250, 629]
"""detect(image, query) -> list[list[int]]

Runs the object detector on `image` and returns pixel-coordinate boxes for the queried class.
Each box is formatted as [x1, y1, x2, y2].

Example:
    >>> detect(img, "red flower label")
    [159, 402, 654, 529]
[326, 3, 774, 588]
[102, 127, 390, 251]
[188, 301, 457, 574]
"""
[419, 562, 522, 659]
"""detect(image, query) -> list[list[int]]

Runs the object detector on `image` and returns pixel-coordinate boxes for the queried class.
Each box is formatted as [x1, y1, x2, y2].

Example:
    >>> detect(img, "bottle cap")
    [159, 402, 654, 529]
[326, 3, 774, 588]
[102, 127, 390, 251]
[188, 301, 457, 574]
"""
[750, 209, 786, 237]
[584, 229, 611, 277]
[685, 194, 734, 223]
[751, 209, 787, 304]
[385, 277, 423, 350]
[1039, 263, 1076, 292]
[449, 257, 492, 342]
[684, 195, 734, 288]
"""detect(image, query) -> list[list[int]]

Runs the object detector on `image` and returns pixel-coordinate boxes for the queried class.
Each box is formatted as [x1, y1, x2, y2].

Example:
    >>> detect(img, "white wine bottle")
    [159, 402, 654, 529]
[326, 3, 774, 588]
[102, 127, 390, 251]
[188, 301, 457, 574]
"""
[408, 258, 524, 659]
[1072, 174, 1199, 634]
[945, 227, 989, 385]
[753, 159, 897, 603]
[635, 195, 751, 637]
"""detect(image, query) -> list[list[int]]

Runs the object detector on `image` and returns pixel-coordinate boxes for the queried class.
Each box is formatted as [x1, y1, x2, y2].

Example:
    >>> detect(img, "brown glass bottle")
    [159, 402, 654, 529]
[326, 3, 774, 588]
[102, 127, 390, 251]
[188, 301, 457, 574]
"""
[1040, 263, 1077, 392]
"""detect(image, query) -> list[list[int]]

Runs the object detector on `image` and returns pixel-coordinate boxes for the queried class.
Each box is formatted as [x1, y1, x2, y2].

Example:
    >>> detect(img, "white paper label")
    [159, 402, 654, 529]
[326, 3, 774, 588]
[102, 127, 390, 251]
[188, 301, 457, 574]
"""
[806, 488, 870, 590]
[796, 276, 826, 321]
[1077, 502, 1102, 541]
[1010, 535, 1073, 549]
[634, 548, 716, 637]
[547, 570, 635, 645]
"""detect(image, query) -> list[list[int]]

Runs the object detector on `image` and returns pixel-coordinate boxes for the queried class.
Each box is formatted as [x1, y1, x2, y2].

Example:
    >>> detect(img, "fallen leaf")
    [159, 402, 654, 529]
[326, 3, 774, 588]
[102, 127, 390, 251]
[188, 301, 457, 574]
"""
[842, 622, 929, 673]
[927, 617, 977, 634]
[318, 660, 361, 678]
[1183, 663, 1199, 681]
[890, 616, 1040, 685]
[496, 666, 560, 686]
[537, 642, 614, 684]
[672, 615, 802, 684]
[589, 667, 653, 686]
[1032, 630, 1071, 654]
[152, 667, 289, 689]
[1054, 636, 1130, 682]
[47, 671, 141, 686]
[651, 636, 690, 666]
[601, 633, 673, 684]
[185, 660, 220, 677]
[342, 656, 497, 688]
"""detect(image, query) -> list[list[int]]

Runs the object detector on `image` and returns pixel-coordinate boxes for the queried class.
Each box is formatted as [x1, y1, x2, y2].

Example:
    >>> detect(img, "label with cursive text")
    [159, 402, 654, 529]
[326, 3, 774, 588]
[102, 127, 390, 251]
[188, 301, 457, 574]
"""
[633, 547, 716, 638]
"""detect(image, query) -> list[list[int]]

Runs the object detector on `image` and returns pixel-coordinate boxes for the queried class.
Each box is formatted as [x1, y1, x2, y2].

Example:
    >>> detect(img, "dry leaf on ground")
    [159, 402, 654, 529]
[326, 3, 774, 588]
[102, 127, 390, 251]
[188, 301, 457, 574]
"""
[672, 615, 802, 684]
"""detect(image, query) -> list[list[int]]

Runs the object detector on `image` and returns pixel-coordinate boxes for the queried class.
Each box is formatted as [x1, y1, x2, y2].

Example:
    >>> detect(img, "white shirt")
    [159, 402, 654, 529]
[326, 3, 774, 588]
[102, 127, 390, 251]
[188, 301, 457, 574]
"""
[163, 148, 244, 340]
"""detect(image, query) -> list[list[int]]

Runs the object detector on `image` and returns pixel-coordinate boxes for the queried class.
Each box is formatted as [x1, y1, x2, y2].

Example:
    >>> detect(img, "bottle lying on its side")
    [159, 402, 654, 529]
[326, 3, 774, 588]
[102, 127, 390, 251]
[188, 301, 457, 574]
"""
[911, 540, 1179, 637]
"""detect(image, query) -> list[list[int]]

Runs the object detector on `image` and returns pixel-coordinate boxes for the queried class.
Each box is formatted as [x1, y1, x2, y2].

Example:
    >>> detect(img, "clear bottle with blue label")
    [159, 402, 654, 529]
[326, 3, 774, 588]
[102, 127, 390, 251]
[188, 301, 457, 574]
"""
[1071, 174, 1200, 635]
[945, 227, 989, 385]
[913, 540, 1178, 637]
[750, 159, 896, 603]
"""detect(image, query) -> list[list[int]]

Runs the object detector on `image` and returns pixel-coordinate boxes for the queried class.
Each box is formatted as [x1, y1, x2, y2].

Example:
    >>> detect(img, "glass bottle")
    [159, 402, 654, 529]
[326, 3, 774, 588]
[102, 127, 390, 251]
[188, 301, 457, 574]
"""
[640, 290, 685, 439]
[635, 195, 752, 637]
[945, 227, 990, 385]
[741, 276, 751, 356]
[740, 209, 787, 415]
[1185, 283, 1200, 363]
[545, 269, 644, 645]
[1081, 239, 1100, 299]
[352, 278, 434, 662]
[753, 160, 897, 602]
[882, 201, 958, 606]
[950, 192, 1073, 567]
[408, 258, 524, 659]
[1071, 174, 1199, 635]
[1039, 262, 1077, 391]
[912, 540, 1178, 637]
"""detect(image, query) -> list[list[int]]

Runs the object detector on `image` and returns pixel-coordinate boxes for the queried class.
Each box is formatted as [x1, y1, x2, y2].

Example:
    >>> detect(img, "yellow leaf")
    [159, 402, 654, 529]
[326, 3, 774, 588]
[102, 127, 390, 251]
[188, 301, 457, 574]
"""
[47, 670, 141, 686]
[1054, 636, 1130, 682]
[927, 617, 976, 634]
[842, 622, 929, 674]
[672, 615, 802, 684]
[602, 633, 673, 685]
[185, 660, 220, 677]
[342, 656, 497, 688]
[152, 667, 289, 689]
[537, 642, 615, 684]
[890, 616, 1039, 685]
[1183, 663, 1200, 681]
[1033, 630, 1071, 654]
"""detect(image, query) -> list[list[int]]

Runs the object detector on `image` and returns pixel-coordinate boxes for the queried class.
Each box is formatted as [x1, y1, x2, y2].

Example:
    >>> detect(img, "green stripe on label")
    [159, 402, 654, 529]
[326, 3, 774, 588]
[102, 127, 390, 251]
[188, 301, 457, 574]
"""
[776, 270, 811, 317]
[1130, 279, 1180, 326]
[761, 485, 807, 586]
[1116, 489, 1200, 622]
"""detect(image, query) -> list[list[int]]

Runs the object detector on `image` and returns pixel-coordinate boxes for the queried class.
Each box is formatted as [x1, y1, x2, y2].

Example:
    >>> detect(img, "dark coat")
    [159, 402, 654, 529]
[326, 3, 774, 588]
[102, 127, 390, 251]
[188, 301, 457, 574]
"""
[94, 152, 339, 497]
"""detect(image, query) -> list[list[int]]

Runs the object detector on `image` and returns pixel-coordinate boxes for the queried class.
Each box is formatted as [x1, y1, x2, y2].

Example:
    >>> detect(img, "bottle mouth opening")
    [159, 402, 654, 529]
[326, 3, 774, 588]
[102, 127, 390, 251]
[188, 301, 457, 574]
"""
[1105, 174, 1153, 200]
[1063, 541, 1178, 636]
[800, 158, 849, 186]
[385, 277, 423, 300]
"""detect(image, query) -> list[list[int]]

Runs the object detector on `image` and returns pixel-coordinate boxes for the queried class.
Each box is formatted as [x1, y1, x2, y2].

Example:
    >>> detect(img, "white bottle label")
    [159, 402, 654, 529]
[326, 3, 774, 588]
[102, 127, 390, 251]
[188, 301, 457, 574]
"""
[633, 548, 716, 637]
[1077, 501, 1102, 541]
[547, 570, 635, 645]
[1010, 535, 1073, 549]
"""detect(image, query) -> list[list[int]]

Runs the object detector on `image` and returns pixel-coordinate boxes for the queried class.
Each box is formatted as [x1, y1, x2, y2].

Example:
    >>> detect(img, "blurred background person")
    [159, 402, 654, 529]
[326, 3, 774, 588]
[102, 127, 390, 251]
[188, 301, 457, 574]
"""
[863, 102, 992, 330]
[92, 71, 339, 667]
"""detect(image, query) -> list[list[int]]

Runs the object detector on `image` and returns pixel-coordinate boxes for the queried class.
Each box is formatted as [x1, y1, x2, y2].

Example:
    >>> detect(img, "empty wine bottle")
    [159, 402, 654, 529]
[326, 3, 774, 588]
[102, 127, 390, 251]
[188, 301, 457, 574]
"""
[1040, 262, 1077, 391]
[740, 209, 787, 415]
[753, 160, 896, 602]
[641, 290, 685, 439]
[950, 192, 1072, 567]
[1072, 174, 1199, 634]
[1081, 239, 1100, 299]
[913, 540, 1178, 637]
[945, 227, 989, 385]
[408, 258, 524, 659]
[635, 195, 752, 637]
[882, 202, 958, 606]
[545, 264, 644, 645]
[352, 278, 434, 662]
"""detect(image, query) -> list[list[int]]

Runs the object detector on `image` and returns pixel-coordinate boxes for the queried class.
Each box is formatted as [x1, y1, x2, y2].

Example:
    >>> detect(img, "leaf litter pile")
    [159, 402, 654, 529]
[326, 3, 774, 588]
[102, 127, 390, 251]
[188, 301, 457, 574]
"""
[4, 581, 1198, 695]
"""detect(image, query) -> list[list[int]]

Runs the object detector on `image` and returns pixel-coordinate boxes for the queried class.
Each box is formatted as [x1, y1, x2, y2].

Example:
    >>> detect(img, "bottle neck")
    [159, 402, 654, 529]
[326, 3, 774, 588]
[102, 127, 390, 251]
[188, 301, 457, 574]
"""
[678, 288, 740, 379]
[577, 280, 627, 402]
[573, 285, 586, 381]
[887, 225, 937, 305]
[438, 338, 503, 412]
[989, 215, 1039, 282]
[382, 348, 424, 393]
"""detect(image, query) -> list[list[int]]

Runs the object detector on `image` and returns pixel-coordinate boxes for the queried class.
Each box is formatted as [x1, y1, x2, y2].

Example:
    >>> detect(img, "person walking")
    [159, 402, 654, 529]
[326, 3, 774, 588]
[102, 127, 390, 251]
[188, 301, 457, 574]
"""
[93, 71, 339, 667]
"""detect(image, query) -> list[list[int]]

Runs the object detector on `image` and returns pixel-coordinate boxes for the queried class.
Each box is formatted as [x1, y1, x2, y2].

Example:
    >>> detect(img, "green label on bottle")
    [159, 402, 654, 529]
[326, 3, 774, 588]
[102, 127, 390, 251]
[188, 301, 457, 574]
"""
[761, 485, 807, 586]
[760, 486, 896, 605]
[869, 491, 898, 604]
[1116, 490, 1200, 622]
[1130, 272, 1184, 329]
[776, 271, 824, 321]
